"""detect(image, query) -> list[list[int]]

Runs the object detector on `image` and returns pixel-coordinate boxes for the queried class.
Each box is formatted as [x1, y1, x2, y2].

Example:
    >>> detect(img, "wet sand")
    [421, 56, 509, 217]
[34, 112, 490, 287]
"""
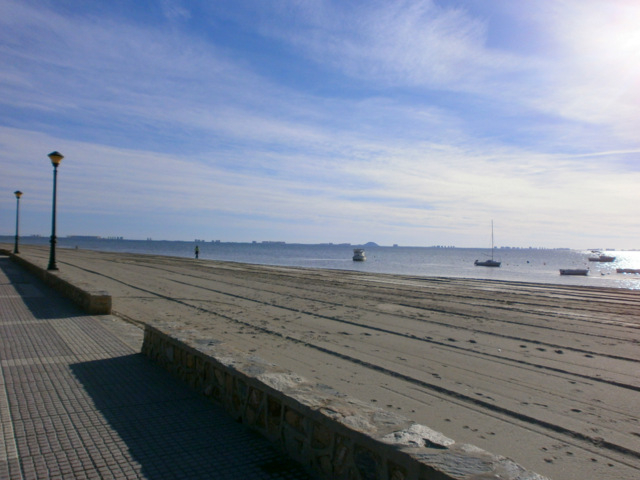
[8, 245, 640, 480]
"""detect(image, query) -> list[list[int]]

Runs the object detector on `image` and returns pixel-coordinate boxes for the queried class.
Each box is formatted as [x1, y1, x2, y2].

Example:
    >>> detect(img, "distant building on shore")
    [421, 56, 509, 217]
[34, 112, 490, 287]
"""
[67, 235, 101, 240]
[65, 235, 124, 241]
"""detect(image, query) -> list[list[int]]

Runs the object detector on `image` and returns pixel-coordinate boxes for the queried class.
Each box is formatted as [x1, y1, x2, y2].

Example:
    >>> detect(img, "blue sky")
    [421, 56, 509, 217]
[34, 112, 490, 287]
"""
[1, 0, 639, 248]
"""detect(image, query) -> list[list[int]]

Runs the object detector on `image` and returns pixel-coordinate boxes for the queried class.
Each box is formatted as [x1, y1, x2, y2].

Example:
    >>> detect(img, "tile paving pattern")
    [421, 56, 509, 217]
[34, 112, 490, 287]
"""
[0, 257, 314, 480]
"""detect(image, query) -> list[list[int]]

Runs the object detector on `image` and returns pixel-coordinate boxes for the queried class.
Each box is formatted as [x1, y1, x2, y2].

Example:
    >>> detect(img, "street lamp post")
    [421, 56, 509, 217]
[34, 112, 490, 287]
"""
[13, 190, 23, 254]
[47, 151, 64, 271]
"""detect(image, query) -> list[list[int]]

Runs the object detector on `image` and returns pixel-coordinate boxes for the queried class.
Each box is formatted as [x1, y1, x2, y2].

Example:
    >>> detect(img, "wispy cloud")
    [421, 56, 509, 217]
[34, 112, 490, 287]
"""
[253, 0, 525, 89]
[161, 0, 191, 22]
[252, 0, 639, 146]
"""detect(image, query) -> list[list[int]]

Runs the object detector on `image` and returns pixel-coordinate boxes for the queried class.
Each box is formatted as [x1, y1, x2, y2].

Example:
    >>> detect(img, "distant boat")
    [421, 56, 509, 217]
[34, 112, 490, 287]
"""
[352, 248, 366, 261]
[588, 254, 616, 262]
[560, 269, 589, 276]
[617, 268, 640, 274]
[475, 221, 501, 267]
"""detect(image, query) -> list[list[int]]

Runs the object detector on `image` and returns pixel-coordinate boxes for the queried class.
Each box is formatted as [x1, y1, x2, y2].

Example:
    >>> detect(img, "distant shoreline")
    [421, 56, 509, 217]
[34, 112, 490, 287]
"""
[1, 234, 617, 251]
[3, 240, 639, 291]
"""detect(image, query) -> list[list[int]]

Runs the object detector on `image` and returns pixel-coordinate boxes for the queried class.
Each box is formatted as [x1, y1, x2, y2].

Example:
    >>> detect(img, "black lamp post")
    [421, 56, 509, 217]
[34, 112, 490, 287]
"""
[47, 151, 64, 271]
[13, 190, 23, 254]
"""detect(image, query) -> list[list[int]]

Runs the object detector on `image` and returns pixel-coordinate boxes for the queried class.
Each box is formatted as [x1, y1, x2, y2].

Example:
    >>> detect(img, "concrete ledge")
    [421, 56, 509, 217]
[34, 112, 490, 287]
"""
[1, 249, 112, 315]
[142, 322, 548, 480]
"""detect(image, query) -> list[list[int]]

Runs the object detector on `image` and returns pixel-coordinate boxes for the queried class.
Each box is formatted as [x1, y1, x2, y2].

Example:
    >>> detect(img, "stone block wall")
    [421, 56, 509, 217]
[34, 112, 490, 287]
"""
[142, 323, 548, 480]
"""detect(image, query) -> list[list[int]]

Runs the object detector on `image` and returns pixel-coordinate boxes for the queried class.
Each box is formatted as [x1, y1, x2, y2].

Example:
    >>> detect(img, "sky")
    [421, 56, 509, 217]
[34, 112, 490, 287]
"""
[1, 0, 639, 249]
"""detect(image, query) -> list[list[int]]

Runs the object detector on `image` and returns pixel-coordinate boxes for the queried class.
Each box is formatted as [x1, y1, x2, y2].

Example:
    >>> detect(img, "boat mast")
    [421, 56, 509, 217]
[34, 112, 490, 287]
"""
[491, 220, 494, 260]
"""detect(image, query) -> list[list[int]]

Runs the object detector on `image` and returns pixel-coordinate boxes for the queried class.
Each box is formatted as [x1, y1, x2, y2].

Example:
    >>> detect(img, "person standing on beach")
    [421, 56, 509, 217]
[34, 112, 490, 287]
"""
[194, 245, 199, 259]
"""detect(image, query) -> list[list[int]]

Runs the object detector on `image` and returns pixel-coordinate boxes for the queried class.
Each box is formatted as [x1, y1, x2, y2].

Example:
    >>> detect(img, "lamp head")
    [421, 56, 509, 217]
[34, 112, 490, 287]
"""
[48, 151, 64, 166]
[14, 190, 23, 199]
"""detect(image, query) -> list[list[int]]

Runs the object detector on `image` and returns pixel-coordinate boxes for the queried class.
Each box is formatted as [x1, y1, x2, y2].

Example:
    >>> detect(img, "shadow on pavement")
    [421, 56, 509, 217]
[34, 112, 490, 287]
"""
[0, 256, 85, 320]
[69, 354, 314, 479]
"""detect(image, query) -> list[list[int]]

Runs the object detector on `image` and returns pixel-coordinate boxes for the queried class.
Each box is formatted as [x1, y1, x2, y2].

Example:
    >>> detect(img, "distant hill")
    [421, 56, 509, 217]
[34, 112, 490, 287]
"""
[363, 242, 379, 247]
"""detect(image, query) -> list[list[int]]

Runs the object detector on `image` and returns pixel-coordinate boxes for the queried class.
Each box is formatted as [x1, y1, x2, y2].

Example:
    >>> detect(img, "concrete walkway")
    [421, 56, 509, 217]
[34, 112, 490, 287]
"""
[0, 256, 313, 480]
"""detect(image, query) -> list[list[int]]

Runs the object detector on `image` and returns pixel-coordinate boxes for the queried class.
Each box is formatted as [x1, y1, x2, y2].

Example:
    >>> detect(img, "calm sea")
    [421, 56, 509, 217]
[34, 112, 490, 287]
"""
[8, 237, 640, 290]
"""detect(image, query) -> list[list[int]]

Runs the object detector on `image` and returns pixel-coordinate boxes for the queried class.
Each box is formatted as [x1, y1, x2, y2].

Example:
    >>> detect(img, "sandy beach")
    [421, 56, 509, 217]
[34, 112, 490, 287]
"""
[8, 245, 640, 480]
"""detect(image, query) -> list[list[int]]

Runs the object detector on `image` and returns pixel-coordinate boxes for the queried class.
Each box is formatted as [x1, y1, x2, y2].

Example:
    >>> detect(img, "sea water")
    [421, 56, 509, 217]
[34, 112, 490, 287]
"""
[9, 237, 640, 290]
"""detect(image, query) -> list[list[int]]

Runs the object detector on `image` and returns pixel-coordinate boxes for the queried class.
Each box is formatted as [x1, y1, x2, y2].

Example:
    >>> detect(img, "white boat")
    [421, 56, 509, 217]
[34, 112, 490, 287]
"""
[474, 221, 501, 267]
[352, 248, 366, 261]
[617, 268, 640, 274]
[588, 254, 616, 262]
[560, 269, 589, 276]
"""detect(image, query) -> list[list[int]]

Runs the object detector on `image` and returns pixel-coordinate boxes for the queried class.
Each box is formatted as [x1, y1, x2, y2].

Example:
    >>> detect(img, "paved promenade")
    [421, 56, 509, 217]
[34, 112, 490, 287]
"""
[0, 256, 313, 480]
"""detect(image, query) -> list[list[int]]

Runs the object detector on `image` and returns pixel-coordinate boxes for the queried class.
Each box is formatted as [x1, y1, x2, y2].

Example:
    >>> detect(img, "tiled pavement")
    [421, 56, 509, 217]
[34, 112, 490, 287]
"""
[0, 256, 314, 480]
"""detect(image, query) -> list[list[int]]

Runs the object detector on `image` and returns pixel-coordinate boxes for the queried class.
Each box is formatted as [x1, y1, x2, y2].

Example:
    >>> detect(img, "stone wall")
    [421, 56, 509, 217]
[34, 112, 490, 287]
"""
[142, 323, 548, 480]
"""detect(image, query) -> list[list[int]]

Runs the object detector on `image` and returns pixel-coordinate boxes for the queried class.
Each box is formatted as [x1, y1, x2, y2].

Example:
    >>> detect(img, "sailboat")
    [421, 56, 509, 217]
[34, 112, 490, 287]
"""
[474, 220, 501, 267]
